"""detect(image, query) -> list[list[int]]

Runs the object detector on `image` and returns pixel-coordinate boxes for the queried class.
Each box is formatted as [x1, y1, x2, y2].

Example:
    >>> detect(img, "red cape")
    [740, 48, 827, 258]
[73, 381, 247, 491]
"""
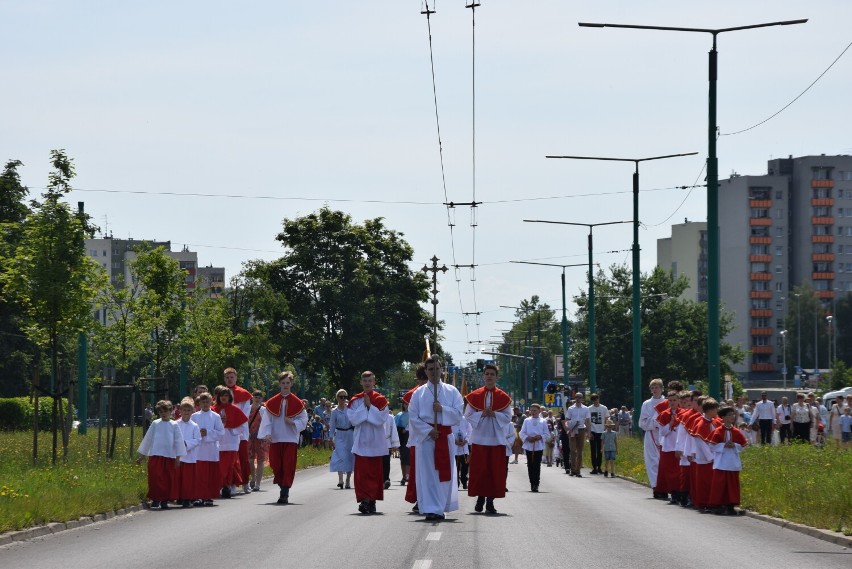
[211, 402, 248, 429]
[692, 416, 716, 442]
[465, 386, 511, 412]
[348, 390, 389, 410]
[654, 399, 670, 414]
[656, 407, 677, 427]
[230, 385, 252, 405]
[402, 383, 426, 405]
[265, 392, 306, 418]
[708, 425, 748, 446]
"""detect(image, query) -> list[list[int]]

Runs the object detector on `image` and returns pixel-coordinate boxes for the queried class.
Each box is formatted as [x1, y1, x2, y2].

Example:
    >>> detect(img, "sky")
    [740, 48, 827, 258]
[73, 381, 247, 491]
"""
[2, 1, 851, 369]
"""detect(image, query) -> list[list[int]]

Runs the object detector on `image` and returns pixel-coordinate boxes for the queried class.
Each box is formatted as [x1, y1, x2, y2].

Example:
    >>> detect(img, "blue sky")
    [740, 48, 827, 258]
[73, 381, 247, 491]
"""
[2, 1, 850, 368]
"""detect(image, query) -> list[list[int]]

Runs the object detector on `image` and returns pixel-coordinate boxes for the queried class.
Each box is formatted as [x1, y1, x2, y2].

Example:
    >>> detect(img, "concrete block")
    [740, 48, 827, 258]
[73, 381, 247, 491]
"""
[47, 522, 66, 534]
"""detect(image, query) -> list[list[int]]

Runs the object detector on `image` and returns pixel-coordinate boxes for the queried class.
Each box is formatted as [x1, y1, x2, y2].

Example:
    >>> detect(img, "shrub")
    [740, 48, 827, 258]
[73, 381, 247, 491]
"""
[0, 397, 72, 431]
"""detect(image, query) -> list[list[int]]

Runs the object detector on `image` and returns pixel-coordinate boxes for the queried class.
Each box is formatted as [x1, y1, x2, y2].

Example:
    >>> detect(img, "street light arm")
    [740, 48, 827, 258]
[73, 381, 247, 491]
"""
[578, 20, 807, 35]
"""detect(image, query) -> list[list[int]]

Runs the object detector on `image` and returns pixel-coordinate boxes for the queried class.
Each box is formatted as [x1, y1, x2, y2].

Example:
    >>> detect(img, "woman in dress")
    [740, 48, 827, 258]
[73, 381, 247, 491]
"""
[329, 389, 355, 489]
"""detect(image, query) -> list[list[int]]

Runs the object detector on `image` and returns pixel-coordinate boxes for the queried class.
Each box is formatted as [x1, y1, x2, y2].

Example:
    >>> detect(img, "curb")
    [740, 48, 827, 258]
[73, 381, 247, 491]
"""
[615, 474, 851, 548]
[0, 505, 145, 547]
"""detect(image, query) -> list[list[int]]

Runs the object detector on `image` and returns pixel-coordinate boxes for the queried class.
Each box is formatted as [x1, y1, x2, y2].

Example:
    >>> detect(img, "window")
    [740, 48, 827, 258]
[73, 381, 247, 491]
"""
[775, 246, 783, 256]
[840, 189, 846, 199]
[775, 227, 784, 237]
[751, 244, 770, 255]
[751, 226, 770, 236]
[753, 318, 769, 328]
[814, 262, 832, 272]
[775, 282, 783, 291]
[840, 263, 846, 273]
[776, 319, 784, 328]
[752, 281, 769, 291]
[751, 208, 769, 218]
[752, 336, 769, 346]
[752, 299, 769, 309]
[90, 249, 97, 256]
[775, 209, 784, 219]
[776, 300, 784, 310]
[839, 244, 845, 254]
[102, 250, 107, 257]
[815, 281, 829, 291]
[838, 226, 844, 236]
[751, 262, 769, 272]
[775, 265, 783, 274]
[847, 227, 852, 237]
[814, 225, 830, 235]
[775, 190, 784, 200]
[841, 171, 852, 181]
[814, 187, 831, 198]
[813, 206, 830, 217]
[750, 187, 771, 200]
[815, 243, 832, 254]
[813, 168, 831, 180]
[840, 208, 846, 217]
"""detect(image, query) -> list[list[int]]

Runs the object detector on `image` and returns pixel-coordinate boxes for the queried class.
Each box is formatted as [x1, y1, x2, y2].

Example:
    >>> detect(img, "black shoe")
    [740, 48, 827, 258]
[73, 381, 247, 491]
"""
[358, 500, 369, 514]
[277, 488, 289, 504]
[160, 501, 170, 510]
[412, 503, 419, 513]
[462, 482, 467, 490]
[401, 478, 407, 486]
[149, 501, 161, 510]
[180, 499, 192, 508]
[425, 513, 445, 521]
[532, 485, 539, 492]
[603, 471, 608, 477]
[485, 499, 497, 514]
[203, 499, 214, 506]
[369, 501, 377, 514]
[575, 473, 583, 478]
[338, 482, 344, 489]
[384, 480, 391, 490]
[475, 497, 485, 513]
[192, 499, 204, 507]
[221, 486, 232, 499]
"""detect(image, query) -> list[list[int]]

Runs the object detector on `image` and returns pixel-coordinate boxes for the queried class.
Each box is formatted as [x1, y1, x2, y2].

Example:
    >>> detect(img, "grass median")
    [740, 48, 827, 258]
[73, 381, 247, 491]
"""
[0, 428, 331, 533]
[612, 434, 852, 535]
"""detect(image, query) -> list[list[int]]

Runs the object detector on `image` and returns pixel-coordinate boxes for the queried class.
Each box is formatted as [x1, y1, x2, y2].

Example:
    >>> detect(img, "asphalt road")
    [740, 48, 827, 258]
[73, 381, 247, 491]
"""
[2, 459, 849, 569]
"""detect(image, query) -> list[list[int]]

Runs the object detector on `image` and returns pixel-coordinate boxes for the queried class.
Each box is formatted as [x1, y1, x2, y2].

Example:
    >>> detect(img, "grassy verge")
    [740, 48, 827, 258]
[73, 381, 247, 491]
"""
[0, 429, 331, 533]
[613, 435, 852, 535]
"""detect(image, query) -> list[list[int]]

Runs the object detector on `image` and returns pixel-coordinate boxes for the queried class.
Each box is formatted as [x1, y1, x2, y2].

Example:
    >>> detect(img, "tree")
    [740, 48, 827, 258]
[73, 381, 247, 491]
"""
[183, 292, 238, 386]
[570, 264, 744, 405]
[0, 150, 107, 463]
[784, 284, 828, 373]
[0, 159, 35, 396]
[259, 208, 432, 393]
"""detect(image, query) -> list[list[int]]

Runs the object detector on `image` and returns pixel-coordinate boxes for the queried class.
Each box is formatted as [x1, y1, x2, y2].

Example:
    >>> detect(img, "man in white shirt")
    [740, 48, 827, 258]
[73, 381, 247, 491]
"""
[565, 393, 591, 477]
[519, 403, 550, 492]
[751, 391, 776, 445]
[587, 393, 608, 475]
[347, 371, 390, 515]
[638, 378, 665, 497]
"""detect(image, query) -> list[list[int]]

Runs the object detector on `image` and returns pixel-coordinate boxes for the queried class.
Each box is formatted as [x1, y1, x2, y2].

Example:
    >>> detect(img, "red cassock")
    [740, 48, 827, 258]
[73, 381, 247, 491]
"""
[212, 402, 248, 487]
[654, 407, 678, 495]
[265, 393, 306, 488]
[690, 418, 716, 509]
[196, 461, 221, 500]
[147, 456, 179, 502]
[402, 385, 422, 504]
[177, 462, 197, 500]
[707, 426, 747, 506]
[348, 390, 389, 502]
[465, 386, 511, 499]
[232, 385, 253, 485]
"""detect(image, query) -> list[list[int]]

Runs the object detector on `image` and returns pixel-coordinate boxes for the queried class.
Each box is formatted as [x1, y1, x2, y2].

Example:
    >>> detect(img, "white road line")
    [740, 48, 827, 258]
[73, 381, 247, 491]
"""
[425, 532, 441, 541]
[413, 560, 432, 569]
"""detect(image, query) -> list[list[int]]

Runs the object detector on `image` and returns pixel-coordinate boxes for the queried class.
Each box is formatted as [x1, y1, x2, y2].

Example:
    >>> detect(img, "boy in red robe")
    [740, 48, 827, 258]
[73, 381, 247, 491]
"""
[259, 372, 309, 504]
[708, 406, 748, 515]
[346, 371, 390, 514]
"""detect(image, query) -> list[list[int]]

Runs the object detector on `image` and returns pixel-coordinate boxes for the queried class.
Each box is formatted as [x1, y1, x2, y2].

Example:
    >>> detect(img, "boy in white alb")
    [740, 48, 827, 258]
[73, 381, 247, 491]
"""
[639, 378, 665, 497]
[176, 398, 202, 507]
[191, 392, 225, 506]
[519, 403, 550, 492]
[136, 400, 186, 510]
[347, 371, 390, 514]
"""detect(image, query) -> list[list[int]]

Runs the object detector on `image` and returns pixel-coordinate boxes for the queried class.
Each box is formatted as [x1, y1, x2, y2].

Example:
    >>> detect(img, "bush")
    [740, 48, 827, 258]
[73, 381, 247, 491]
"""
[0, 397, 72, 431]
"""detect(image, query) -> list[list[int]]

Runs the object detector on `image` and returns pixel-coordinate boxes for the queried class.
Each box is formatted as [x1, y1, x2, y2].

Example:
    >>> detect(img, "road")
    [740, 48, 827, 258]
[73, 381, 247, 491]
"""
[2, 459, 849, 569]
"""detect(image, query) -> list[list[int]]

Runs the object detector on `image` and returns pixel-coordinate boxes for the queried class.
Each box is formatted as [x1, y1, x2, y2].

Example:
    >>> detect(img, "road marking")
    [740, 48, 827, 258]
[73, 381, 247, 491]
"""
[425, 532, 441, 541]
[413, 560, 432, 569]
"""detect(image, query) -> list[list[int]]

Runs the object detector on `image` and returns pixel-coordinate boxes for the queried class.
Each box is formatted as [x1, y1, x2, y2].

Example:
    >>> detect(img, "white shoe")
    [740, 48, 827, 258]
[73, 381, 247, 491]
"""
[243, 485, 252, 494]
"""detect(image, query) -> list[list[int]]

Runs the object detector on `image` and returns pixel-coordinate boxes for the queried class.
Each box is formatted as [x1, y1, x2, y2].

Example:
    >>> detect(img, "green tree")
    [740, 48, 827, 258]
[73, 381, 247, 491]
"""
[570, 264, 744, 405]
[0, 150, 107, 463]
[183, 292, 238, 387]
[784, 284, 829, 373]
[258, 208, 432, 393]
[0, 159, 35, 396]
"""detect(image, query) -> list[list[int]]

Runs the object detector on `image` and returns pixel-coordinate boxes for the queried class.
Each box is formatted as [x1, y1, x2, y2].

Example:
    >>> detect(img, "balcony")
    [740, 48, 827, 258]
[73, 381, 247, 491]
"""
[812, 235, 835, 243]
[751, 346, 774, 355]
[749, 199, 772, 208]
[812, 253, 835, 262]
[813, 272, 835, 280]
[751, 363, 776, 372]
[749, 272, 772, 281]
[751, 327, 773, 336]
[811, 179, 834, 189]
[750, 291, 773, 299]
[816, 290, 836, 299]
[811, 216, 834, 225]
[750, 236, 772, 245]
[749, 254, 772, 263]
[749, 218, 772, 226]
[811, 197, 834, 206]
[751, 309, 773, 318]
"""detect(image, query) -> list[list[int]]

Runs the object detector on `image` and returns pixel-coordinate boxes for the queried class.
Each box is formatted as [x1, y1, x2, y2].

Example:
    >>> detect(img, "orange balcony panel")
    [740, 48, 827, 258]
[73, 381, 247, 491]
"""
[750, 218, 772, 226]
[813, 272, 835, 280]
[812, 216, 834, 225]
[816, 290, 835, 299]
[751, 363, 776, 372]
[749, 254, 772, 263]
[751, 327, 773, 336]
[812, 235, 835, 243]
[812, 253, 835, 262]
[751, 309, 773, 318]
[751, 346, 774, 355]
[811, 197, 834, 206]
[750, 291, 773, 299]
[749, 199, 772, 208]
[750, 272, 772, 281]
[811, 179, 834, 188]
[750, 236, 772, 245]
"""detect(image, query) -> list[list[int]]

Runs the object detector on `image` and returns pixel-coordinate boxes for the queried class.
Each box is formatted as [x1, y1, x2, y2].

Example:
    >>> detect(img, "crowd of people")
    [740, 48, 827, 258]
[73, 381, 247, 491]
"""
[135, 363, 852, 518]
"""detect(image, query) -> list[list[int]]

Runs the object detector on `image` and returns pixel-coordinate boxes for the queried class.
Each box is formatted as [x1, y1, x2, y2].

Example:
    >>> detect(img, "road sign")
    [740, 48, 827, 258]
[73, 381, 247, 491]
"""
[554, 393, 563, 408]
[544, 393, 555, 405]
[554, 356, 564, 378]
[543, 380, 556, 395]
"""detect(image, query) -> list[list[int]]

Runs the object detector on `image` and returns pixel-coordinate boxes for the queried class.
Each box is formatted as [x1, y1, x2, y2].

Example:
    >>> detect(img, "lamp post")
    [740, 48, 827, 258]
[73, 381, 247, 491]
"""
[780, 329, 788, 388]
[511, 261, 588, 389]
[793, 292, 802, 373]
[544, 152, 696, 422]
[826, 315, 834, 369]
[578, 18, 807, 401]
[522, 220, 629, 393]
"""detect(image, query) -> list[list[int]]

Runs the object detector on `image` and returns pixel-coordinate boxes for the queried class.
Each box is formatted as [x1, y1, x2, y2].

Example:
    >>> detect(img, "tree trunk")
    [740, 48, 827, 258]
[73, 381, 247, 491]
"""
[32, 367, 40, 466]
[51, 336, 58, 465]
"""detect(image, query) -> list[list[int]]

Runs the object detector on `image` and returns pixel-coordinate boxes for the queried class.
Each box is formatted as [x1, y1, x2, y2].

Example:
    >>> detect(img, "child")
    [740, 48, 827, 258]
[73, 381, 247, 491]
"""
[841, 407, 852, 449]
[212, 385, 248, 498]
[707, 406, 748, 515]
[136, 400, 186, 510]
[247, 390, 270, 491]
[176, 398, 202, 507]
[601, 419, 618, 477]
[192, 391, 224, 506]
[687, 397, 718, 513]
[311, 415, 325, 449]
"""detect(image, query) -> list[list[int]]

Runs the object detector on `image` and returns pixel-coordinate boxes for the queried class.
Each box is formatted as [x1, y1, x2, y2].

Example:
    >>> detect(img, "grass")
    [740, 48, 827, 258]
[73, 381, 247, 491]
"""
[0, 429, 331, 533]
[613, 435, 852, 535]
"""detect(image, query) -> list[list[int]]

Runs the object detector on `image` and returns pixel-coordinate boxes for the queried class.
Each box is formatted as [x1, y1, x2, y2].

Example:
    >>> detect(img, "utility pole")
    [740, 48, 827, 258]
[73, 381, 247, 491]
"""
[421, 255, 448, 347]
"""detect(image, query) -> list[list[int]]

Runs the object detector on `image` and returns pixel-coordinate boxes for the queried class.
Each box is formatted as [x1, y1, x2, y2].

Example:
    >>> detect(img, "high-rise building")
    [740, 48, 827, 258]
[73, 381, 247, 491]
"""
[657, 154, 852, 383]
[656, 220, 708, 302]
[197, 265, 226, 298]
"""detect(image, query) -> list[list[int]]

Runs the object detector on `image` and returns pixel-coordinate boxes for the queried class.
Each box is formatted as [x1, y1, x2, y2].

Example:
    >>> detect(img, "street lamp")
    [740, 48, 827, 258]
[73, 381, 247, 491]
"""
[779, 330, 788, 388]
[578, 17, 807, 401]
[826, 315, 834, 368]
[511, 261, 588, 389]
[793, 292, 802, 373]
[522, 220, 629, 393]
[544, 153, 696, 421]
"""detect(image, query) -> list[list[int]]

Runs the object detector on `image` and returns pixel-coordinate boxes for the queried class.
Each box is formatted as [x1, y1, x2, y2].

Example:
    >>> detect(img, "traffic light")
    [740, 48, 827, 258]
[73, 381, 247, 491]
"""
[476, 359, 485, 372]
